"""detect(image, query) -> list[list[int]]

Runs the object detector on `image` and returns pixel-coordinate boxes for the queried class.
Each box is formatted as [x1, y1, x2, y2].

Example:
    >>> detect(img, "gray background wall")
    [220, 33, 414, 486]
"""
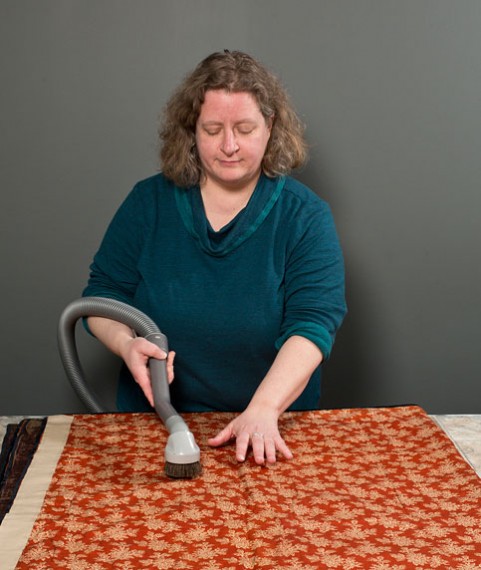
[1, 0, 480, 415]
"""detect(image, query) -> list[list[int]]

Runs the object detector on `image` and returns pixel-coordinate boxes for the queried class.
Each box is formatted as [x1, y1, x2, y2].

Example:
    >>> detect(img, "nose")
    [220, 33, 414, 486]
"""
[220, 129, 239, 155]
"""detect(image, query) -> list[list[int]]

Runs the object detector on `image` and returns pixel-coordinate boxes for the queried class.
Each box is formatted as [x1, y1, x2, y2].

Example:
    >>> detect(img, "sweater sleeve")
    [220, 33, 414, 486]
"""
[82, 182, 151, 305]
[275, 200, 347, 360]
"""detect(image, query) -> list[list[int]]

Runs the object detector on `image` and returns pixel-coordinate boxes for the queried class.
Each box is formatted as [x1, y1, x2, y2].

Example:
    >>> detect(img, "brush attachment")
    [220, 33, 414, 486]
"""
[164, 429, 202, 479]
[58, 297, 202, 479]
[148, 336, 201, 478]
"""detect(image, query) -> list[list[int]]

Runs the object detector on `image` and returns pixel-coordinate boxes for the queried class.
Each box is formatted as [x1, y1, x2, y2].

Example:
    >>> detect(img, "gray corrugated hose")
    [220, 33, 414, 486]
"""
[57, 296, 201, 477]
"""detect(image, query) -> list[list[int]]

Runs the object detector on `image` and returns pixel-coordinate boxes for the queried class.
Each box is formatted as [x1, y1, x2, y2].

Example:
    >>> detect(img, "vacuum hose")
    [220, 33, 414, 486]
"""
[58, 297, 201, 478]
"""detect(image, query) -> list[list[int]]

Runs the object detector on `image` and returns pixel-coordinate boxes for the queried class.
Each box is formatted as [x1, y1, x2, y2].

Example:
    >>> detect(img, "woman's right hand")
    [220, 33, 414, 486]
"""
[120, 337, 175, 406]
[87, 317, 175, 408]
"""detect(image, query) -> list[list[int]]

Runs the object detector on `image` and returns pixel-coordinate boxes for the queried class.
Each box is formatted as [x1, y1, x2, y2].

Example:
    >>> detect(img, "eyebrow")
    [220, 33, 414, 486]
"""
[200, 119, 258, 126]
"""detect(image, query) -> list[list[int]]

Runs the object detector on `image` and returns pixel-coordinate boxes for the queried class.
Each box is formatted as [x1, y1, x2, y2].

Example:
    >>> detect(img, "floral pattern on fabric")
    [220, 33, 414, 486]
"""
[16, 406, 481, 569]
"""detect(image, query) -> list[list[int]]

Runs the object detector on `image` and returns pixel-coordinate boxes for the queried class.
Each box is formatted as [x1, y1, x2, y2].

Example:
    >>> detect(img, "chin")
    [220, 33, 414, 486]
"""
[216, 169, 260, 187]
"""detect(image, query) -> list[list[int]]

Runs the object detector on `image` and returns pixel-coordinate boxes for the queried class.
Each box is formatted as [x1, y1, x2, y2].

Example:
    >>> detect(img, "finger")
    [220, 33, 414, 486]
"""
[149, 347, 167, 360]
[139, 338, 167, 361]
[264, 437, 278, 464]
[235, 431, 250, 462]
[166, 351, 175, 383]
[275, 436, 293, 460]
[251, 432, 266, 465]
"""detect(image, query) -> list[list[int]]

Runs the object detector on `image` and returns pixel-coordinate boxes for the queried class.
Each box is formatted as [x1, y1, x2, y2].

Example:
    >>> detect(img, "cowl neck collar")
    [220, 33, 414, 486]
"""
[175, 174, 285, 257]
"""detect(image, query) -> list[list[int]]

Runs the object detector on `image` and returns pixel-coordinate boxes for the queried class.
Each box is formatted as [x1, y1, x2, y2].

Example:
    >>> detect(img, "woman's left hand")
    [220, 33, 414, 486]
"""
[207, 405, 293, 465]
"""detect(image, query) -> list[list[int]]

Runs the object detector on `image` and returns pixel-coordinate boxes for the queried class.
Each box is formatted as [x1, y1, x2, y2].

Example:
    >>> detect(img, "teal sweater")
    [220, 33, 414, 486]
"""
[83, 173, 346, 412]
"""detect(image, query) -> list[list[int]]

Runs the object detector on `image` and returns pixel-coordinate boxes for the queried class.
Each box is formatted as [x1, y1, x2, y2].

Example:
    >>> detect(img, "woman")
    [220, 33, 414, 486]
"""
[83, 50, 346, 466]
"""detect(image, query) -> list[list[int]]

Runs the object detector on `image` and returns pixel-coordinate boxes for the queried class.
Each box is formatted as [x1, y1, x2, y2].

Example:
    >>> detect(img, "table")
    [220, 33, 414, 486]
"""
[1, 407, 481, 569]
[431, 414, 481, 476]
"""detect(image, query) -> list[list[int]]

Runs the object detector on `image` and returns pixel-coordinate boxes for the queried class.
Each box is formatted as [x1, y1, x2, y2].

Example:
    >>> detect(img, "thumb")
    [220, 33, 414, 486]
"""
[208, 424, 235, 447]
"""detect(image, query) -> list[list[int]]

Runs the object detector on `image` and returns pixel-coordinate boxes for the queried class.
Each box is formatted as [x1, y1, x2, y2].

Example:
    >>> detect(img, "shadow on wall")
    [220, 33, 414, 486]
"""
[321, 281, 368, 410]
[298, 163, 370, 410]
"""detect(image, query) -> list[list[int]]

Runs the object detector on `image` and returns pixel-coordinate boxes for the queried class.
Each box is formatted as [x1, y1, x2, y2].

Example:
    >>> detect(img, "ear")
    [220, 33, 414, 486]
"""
[267, 115, 275, 131]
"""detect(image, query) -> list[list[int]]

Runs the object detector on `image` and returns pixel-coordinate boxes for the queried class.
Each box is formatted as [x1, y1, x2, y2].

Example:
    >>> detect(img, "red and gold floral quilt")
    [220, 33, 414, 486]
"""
[1, 406, 480, 569]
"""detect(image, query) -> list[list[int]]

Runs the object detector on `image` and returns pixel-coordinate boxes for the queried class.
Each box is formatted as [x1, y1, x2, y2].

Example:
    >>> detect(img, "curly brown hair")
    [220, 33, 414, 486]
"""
[159, 50, 308, 188]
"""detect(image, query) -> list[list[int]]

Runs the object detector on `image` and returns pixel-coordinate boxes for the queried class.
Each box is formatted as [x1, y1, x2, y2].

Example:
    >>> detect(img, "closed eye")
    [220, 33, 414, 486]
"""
[204, 127, 222, 136]
[237, 126, 255, 135]
[200, 121, 258, 136]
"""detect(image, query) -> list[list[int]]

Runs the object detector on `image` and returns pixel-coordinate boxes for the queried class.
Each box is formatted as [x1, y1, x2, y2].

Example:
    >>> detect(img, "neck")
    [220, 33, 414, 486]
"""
[200, 176, 259, 231]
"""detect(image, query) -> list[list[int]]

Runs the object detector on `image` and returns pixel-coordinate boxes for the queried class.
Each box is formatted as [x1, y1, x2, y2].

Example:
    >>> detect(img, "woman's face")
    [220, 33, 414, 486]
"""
[195, 90, 272, 191]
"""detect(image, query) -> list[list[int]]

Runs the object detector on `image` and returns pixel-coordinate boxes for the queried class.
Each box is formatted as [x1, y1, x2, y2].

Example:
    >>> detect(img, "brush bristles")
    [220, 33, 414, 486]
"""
[165, 461, 202, 479]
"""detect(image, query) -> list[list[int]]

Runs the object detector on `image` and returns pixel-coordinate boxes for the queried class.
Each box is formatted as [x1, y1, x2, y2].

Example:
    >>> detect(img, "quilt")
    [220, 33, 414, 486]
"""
[1, 406, 480, 569]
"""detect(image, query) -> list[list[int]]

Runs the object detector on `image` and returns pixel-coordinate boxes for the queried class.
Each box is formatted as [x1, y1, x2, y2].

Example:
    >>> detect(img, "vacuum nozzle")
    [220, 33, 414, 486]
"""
[164, 430, 202, 479]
